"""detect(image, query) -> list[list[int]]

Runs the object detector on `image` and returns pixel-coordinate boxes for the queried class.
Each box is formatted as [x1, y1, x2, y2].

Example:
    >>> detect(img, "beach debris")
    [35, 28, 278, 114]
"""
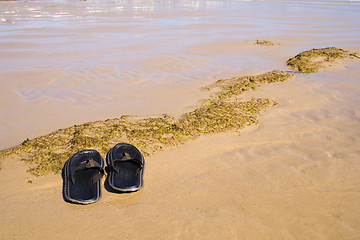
[0, 70, 294, 176]
[286, 47, 357, 73]
[254, 40, 275, 46]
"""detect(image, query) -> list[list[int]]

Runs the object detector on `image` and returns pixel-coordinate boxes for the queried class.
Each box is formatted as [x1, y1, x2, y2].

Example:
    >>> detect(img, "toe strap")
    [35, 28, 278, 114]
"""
[111, 152, 143, 175]
[71, 159, 104, 185]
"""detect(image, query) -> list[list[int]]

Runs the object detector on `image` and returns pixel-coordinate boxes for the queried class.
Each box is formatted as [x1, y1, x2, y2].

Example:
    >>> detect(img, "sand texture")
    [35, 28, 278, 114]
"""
[1, 64, 360, 239]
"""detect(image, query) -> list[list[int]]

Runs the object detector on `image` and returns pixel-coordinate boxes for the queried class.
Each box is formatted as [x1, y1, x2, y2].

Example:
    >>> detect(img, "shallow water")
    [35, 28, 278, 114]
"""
[1, 0, 360, 149]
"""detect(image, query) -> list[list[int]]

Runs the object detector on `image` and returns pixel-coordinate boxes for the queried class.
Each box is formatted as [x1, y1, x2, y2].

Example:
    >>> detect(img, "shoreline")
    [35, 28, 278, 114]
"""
[1, 46, 358, 176]
[1, 44, 359, 151]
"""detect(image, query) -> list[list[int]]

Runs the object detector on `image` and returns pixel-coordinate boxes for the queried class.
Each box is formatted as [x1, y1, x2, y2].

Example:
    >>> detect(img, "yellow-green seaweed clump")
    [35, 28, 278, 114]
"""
[254, 40, 275, 46]
[204, 70, 292, 100]
[286, 47, 358, 73]
[0, 70, 294, 176]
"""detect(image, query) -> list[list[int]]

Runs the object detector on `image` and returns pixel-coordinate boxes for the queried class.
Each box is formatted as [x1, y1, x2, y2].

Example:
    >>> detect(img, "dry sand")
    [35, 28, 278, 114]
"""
[1, 0, 360, 239]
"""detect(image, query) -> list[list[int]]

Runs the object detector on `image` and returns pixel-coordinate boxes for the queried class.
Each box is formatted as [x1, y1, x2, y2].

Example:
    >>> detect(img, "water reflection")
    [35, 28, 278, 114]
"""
[0, 0, 233, 24]
[76, 0, 233, 11]
[1, 0, 359, 25]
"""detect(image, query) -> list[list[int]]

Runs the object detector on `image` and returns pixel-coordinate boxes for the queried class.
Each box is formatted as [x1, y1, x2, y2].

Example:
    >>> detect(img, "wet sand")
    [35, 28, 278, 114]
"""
[1, 0, 360, 239]
[1, 0, 360, 149]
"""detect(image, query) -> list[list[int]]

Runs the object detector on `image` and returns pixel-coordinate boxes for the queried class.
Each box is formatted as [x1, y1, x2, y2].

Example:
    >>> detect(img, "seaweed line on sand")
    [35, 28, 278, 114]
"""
[0, 70, 294, 176]
[287, 47, 359, 73]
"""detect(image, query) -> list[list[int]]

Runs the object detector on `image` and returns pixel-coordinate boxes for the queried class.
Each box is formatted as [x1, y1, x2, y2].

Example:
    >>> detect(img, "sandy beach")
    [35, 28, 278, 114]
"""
[1, 0, 360, 239]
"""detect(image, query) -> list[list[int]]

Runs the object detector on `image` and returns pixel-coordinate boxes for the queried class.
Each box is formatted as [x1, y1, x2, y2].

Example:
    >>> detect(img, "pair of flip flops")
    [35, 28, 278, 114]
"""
[62, 143, 145, 204]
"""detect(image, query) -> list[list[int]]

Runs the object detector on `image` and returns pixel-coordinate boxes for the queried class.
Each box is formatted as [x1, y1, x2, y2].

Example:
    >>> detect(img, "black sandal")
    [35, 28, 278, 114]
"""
[106, 143, 145, 192]
[62, 150, 104, 204]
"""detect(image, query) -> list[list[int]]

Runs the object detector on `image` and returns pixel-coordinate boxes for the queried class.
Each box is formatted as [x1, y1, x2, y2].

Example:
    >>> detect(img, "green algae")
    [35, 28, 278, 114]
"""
[203, 70, 291, 100]
[0, 70, 294, 176]
[254, 40, 275, 46]
[286, 47, 357, 73]
[350, 53, 360, 59]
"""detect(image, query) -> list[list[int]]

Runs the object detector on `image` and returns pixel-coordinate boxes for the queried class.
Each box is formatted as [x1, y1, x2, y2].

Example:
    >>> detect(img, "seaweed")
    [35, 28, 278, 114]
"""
[286, 47, 357, 73]
[0, 70, 294, 176]
[254, 40, 275, 46]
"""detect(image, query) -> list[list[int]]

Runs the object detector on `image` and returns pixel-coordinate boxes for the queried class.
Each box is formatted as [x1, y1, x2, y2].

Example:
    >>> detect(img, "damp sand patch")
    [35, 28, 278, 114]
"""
[0, 70, 294, 176]
[287, 47, 359, 73]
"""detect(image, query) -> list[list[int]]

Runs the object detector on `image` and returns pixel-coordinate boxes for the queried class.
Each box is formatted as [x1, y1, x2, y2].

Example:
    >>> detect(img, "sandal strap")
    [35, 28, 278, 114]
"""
[71, 159, 104, 185]
[111, 152, 143, 175]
